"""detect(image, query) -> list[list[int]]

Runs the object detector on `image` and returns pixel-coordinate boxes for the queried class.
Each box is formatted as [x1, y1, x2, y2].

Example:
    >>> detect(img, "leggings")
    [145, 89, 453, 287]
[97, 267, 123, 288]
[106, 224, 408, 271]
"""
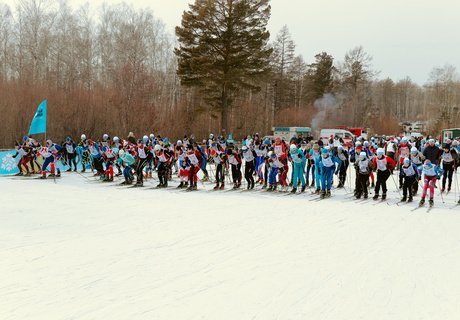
[244, 160, 255, 188]
[422, 175, 437, 199]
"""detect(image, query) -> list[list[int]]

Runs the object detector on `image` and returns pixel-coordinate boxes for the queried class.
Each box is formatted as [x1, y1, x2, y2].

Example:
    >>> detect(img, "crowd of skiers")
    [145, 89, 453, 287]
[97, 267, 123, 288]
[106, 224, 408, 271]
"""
[12, 131, 460, 206]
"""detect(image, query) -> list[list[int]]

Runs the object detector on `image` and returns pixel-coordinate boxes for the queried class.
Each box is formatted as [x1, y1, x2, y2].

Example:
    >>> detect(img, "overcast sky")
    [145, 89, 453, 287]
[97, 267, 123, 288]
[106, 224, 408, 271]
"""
[3, 0, 459, 84]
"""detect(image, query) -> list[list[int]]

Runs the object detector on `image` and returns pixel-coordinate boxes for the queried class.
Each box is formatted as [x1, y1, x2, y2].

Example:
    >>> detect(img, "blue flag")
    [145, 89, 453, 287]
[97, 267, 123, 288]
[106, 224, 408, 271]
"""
[29, 100, 47, 135]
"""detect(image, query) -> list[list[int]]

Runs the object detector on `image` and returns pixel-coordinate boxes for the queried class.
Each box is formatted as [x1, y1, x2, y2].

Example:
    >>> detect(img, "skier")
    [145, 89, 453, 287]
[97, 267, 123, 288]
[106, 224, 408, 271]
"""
[267, 151, 284, 191]
[175, 140, 189, 189]
[134, 140, 153, 187]
[39, 140, 62, 179]
[88, 139, 104, 176]
[289, 144, 306, 193]
[241, 145, 256, 190]
[354, 151, 373, 199]
[336, 145, 349, 188]
[226, 147, 242, 189]
[117, 149, 135, 185]
[372, 148, 396, 201]
[12, 142, 31, 176]
[101, 146, 116, 181]
[440, 143, 458, 193]
[399, 157, 418, 202]
[309, 143, 322, 194]
[63, 137, 78, 172]
[186, 144, 202, 191]
[418, 159, 443, 207]
[317, 147, 341, 199]
[78, 134, 92, 173]
[154, 144, 171, 188]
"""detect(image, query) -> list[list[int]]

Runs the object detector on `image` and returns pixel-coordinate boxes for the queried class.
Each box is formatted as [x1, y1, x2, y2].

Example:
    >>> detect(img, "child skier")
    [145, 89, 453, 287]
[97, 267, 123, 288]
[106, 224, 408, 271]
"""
[354, 151, 373, 199]
[399, 157, 418, 202]
[418, 159, 443, 207]
[117, 149, 135, 185]
[289, 144, 306, 193]
[317, 147, 341, 199]
[372, 148, 396, 200]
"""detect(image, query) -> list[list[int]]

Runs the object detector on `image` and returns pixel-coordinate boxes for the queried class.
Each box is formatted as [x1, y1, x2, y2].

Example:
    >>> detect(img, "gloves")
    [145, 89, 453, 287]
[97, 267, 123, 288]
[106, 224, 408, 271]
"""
[334, 170, 339, 175]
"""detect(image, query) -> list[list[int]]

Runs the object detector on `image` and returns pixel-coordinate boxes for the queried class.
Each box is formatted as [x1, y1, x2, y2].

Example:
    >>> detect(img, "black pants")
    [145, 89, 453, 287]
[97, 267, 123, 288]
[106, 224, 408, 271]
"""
[93, 157, 104, 174]
[157, 162, 168, 186]
[136, 158, 149, 184]
[339, 160, 348, 186]
[355, 173, 370, 196]
[67, 153, 77, 170]
[231, 163, 242, 185]
[403, 176, 416, 198]
[245, 160, 255, 189]
[375, 170, 391, 195]
[442, 162, 454, 190]
[215, 162, 225, 183]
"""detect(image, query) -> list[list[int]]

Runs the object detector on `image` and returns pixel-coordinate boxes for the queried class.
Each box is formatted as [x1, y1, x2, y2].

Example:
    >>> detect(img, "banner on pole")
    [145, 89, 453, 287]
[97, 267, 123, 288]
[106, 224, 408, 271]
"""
[29, 100, 47, 135]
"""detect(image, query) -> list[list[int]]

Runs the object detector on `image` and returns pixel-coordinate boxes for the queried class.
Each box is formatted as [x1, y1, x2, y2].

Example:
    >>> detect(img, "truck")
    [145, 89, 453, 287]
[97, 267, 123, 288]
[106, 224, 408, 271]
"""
[272, 127, 312, 142]
[319, 128, 354, 147]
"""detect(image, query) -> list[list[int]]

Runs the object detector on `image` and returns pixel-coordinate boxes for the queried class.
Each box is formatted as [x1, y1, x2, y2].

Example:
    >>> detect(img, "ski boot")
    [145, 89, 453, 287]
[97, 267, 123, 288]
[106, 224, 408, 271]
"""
[314, 188, 320, 195]
[301, 185, 306, 193]
[290, 188, 297, 194]
[202, 174, 209, 182]
[219, 182, 225, 190]
[441, 188, 445, 193]
[326, 190, 331, 198]
[373, 194, 379, 200]
[401, 196, 407, 202]
[429, 198, 434, 207]
[66, 168, 71, 172]
[213, 183, 220, 190]
[419, 198, 425, 206]
[363, 193, 368, 199]
[407, 196, 413, 203]
[320, 190, 326, 199]
[381, 193, 387, 200]
[177, 182, 184, 189]
[355, 192, 361, 199]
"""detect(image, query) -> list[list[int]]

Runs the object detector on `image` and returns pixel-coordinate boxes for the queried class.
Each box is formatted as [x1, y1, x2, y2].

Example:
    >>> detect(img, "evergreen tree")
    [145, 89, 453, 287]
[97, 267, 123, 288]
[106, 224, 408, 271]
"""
[175, 0, 272, 131]
[307, 52, 335, 101]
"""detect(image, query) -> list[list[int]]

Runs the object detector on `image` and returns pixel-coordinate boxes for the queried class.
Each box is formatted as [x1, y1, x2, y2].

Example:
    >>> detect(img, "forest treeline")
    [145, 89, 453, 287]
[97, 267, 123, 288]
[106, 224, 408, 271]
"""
[0, 0, 459, 148]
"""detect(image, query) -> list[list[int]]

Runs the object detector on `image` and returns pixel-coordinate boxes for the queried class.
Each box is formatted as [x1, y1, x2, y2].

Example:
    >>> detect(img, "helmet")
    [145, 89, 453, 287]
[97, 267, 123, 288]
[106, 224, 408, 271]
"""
[103, 134, 109, 141]
[363, 141, 369, 147]
[264, 138, 271, 145]
[411, 147, 418, 153]
[377, 148, 385, 156]
[320, 148, 328, 154]
[149, 134, 154, 140]
[429, 139, 435, 145]
[401, 137, 408, 143]
[143, 135, 149, 142]
[23, 136, 29, 141]
[242, 145, 248, 152]
[113, 136, 119, 143]
[176, 140, 183, 146]
[209, 133, 214, 139]
[81, 134, 86, 140]
[359, 151, 367, 159]
[46, 139, 52, 146]
[118, 149, 125, 157]
[355, 141, 362, 147]
[338, 145, 344, 151]
[154, 144, 162, 152]
[66, 137, 71, 142]
[290, 146, 298, 153]
[403, 157, 410, 165]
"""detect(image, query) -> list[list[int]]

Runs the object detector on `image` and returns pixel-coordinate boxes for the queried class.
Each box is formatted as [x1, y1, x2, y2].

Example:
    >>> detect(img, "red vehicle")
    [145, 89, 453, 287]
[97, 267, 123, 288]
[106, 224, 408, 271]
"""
[334, 126, 368, 139]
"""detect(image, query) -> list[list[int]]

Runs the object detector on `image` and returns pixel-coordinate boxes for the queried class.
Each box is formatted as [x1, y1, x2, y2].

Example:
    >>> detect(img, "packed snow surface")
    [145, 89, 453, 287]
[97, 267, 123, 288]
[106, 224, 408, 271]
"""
[1, 173, 460, 320]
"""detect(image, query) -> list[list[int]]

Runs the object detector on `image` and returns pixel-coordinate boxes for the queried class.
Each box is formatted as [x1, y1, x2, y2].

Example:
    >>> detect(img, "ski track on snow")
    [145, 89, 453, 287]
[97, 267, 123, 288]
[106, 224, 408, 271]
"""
[0, 171, 460, 320]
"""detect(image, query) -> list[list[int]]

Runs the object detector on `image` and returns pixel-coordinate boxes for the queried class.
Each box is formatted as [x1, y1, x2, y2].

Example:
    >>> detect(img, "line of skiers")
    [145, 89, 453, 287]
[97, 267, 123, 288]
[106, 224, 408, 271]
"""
[12, 132, 460, 205]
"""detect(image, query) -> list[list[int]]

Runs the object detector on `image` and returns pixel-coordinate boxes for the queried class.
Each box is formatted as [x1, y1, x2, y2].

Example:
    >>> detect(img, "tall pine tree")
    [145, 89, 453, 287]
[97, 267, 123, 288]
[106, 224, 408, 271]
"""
[175, 0, 272, 131]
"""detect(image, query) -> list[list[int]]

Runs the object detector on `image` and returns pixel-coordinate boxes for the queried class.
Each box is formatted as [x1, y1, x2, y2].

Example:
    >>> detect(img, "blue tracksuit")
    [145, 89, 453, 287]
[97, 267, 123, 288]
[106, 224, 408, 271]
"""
[290, 150, 306, 187]
[317, 154, 342, 191]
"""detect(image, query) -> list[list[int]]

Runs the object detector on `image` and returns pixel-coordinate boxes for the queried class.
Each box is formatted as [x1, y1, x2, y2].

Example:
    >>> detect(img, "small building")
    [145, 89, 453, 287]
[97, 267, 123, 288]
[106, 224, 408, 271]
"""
[272, 127, 312, 142]
[441, 128, 460, 143]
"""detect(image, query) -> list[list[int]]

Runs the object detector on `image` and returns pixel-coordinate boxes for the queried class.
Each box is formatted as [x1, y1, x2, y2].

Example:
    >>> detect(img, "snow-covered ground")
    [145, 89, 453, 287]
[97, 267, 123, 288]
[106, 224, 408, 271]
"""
[1, 172, 460, 320]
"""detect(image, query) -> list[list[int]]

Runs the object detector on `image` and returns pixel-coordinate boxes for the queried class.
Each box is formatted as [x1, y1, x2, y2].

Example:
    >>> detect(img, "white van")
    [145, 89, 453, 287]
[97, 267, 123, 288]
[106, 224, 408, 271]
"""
[319, 129, 354, 147]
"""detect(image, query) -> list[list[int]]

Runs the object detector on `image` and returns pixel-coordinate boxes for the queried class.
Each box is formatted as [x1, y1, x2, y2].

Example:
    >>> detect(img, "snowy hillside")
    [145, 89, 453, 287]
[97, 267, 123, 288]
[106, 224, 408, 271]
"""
[1, 173, 460, 320]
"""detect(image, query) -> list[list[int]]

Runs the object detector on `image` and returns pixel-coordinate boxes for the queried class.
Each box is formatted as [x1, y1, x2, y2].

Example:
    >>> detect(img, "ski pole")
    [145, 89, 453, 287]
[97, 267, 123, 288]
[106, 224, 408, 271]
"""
[438, 179, 445, 203]
[390, 172, 402, 198]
